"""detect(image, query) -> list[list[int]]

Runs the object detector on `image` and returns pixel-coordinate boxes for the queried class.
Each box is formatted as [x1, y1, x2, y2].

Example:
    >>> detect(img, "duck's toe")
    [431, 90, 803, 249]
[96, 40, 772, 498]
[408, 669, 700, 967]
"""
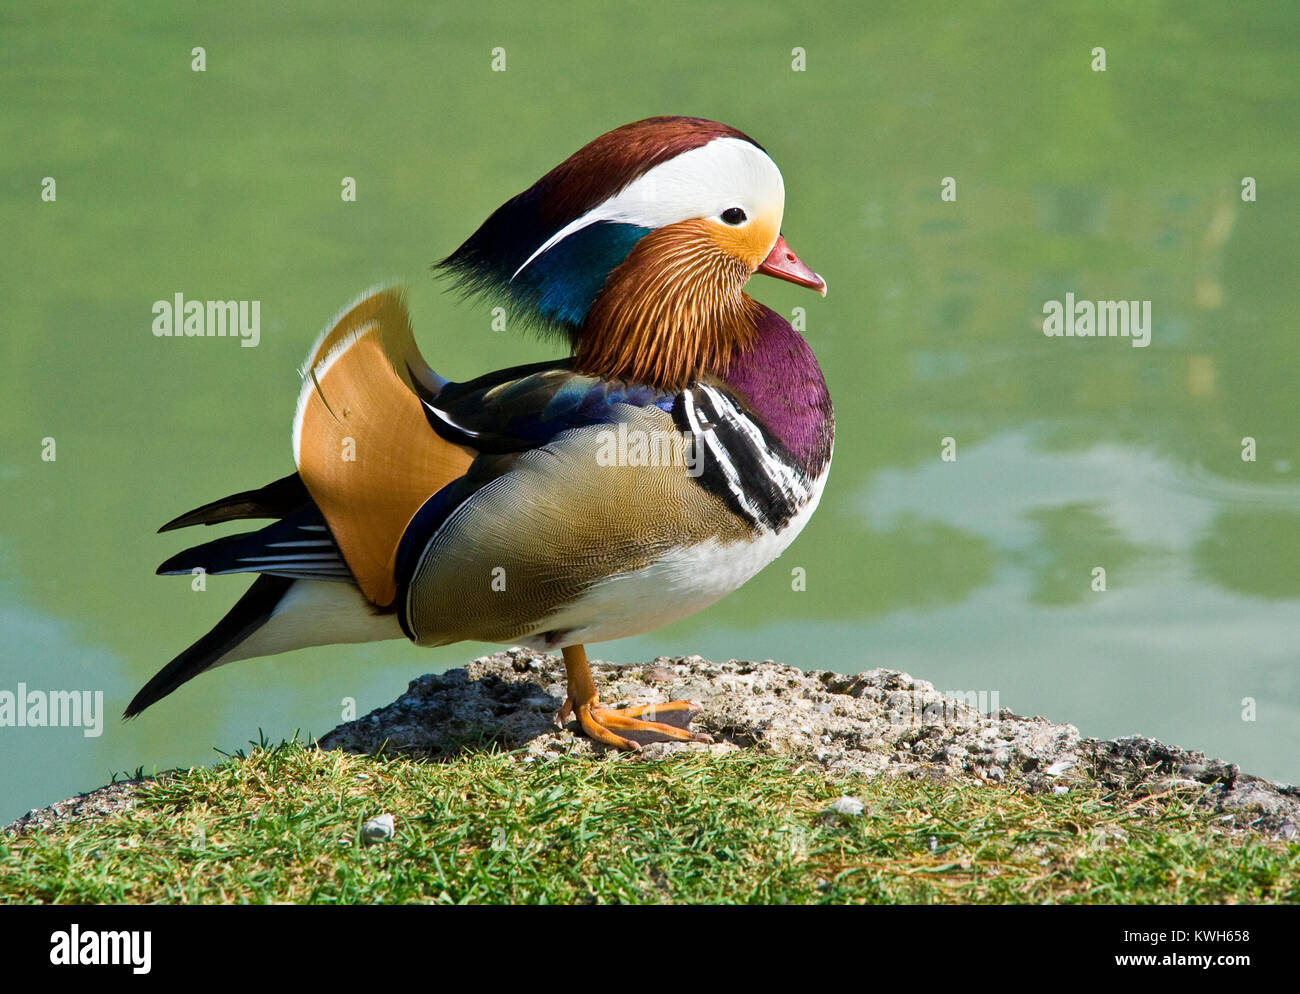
[558, 697, 711, 750]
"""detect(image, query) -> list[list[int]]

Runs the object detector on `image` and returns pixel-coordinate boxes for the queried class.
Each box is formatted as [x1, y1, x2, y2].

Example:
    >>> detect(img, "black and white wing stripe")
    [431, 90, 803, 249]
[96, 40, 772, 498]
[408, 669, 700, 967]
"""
[675, 385, 813, 533]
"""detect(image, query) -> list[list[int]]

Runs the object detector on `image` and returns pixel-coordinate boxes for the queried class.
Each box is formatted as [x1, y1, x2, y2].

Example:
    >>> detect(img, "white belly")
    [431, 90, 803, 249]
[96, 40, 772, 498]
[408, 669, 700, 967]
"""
[513, 462, 830, 648]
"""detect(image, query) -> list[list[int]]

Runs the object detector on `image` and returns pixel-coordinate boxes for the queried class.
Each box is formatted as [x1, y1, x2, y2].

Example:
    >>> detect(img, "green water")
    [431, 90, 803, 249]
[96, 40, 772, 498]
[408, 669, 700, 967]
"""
[3, 2, 1298, 824]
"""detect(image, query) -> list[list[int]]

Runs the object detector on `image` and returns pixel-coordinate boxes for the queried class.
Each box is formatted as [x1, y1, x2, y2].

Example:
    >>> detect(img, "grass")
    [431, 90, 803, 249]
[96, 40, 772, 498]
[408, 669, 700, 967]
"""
[2, 739, 1297, 904]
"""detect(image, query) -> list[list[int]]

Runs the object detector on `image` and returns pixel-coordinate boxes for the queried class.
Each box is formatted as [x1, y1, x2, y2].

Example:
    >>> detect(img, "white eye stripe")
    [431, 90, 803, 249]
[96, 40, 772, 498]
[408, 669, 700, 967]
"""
[511, 137, 785, 280]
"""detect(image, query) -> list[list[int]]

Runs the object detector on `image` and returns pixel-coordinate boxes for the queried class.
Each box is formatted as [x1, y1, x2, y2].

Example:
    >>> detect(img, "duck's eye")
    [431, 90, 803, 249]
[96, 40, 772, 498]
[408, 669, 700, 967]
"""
[721, 207, 747, 225]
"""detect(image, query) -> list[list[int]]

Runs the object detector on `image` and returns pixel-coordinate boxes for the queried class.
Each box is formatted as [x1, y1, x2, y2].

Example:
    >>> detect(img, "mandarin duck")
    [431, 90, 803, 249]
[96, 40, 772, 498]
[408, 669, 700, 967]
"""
[126, 116, 834, 750]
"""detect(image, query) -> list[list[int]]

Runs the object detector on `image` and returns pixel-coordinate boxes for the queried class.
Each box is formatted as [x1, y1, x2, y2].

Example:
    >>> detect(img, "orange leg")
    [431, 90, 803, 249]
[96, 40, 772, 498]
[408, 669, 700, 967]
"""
[556, 644, 710, 750]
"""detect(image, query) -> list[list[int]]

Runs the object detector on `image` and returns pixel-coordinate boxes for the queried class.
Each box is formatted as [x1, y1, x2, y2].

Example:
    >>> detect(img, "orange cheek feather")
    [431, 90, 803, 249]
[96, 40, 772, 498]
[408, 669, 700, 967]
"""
[708, 211, 781, 270]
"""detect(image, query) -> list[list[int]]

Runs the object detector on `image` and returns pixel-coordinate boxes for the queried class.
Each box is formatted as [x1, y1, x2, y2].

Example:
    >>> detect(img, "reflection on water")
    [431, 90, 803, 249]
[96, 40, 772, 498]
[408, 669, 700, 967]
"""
[864, 429, 1300, 606]
[853, 430, 1300, 781]
[2, 1, 1298, 822]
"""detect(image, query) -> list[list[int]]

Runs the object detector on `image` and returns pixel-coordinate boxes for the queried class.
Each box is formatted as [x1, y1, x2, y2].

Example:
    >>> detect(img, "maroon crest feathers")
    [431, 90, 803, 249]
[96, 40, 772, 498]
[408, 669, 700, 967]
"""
[530, 116, 763, 229]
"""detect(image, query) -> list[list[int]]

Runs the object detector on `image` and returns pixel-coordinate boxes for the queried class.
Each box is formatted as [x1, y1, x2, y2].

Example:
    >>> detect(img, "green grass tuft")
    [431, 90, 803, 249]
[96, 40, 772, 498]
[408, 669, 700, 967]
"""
[2, 739, 1296, 904]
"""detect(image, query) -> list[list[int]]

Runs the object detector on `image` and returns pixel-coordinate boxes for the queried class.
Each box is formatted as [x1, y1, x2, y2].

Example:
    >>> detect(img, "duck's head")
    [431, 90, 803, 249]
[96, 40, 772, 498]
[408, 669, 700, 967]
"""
[438, 116, 824, 388]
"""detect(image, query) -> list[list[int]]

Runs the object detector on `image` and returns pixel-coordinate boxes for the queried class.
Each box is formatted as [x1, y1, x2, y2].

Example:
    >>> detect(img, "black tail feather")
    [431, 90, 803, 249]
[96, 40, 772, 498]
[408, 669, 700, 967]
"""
[156, 504, 351, 582]
[158, 472, 310, 533]
[124, 575, 295, 718]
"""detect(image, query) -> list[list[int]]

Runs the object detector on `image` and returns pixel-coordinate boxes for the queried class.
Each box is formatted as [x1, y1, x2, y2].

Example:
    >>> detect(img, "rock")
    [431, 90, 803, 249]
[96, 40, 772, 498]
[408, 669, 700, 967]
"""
[325, 651, 1300, 841]
[827, 796, 864, 817]
[4, 781, 138, 835]
[361, 813, 395, 842]
[9, 651, 1300, 840]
